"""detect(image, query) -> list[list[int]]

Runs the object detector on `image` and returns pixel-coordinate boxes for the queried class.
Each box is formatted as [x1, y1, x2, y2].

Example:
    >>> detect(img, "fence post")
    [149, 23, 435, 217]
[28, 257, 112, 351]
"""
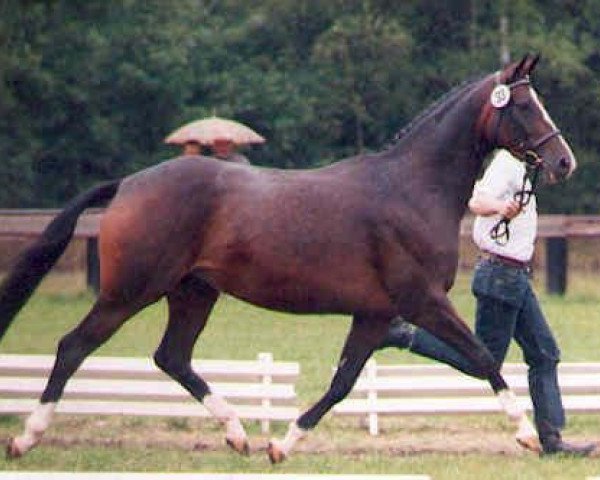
[258, 352, 273, 434]
[545, 237, 567, 295]
[366, 359, 379, 436]
[86, 237, 100, 294]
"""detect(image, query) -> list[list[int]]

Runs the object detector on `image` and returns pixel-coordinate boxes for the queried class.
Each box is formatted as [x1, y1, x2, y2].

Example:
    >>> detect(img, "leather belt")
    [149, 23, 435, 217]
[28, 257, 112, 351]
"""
[480, 251, 531, 270]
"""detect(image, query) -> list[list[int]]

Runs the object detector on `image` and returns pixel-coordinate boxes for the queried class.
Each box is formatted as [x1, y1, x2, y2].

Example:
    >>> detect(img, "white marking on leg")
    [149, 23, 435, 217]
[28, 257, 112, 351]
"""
[497, 389, 524, 421]
[271, 421, 307, 457]
[203, 394, 246, 442]
[497, 389, 541, 452]
[515, 414, 541, 452]
[12, 402, 56, 454]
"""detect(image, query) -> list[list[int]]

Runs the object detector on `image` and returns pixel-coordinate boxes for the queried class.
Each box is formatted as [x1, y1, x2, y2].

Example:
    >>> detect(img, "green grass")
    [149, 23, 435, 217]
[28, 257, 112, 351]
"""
[0, 271, 599, 479]
[1, 446, 598, 479]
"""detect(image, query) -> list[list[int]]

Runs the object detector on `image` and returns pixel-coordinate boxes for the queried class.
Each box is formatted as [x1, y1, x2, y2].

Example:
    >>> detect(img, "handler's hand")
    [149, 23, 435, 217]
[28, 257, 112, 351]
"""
[498, 199, 522, 219]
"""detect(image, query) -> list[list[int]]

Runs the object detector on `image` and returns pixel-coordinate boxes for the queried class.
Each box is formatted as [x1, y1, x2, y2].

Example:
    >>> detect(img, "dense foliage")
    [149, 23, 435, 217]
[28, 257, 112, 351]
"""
[1, 0, 599, 212]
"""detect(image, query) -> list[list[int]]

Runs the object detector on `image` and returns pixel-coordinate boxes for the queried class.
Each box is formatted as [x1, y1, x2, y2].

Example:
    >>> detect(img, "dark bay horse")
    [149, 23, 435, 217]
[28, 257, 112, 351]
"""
[0, 54, 575, 462]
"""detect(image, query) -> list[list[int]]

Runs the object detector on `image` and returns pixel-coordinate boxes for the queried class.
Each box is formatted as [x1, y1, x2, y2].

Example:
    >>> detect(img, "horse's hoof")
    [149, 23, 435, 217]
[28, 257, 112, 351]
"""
[6, 438, 23, 459]
[267, 440, 286, 464]
[516, 435, 541, 453]
[226, 437, 249, 456]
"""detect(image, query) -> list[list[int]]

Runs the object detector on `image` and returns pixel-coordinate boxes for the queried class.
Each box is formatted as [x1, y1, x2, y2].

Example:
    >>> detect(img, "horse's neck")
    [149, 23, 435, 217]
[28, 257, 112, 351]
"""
[388, 86, 491, 222]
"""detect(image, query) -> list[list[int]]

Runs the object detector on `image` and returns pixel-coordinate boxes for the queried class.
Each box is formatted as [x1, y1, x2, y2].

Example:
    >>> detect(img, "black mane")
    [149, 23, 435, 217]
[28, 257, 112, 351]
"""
[390, 73, 487, 146]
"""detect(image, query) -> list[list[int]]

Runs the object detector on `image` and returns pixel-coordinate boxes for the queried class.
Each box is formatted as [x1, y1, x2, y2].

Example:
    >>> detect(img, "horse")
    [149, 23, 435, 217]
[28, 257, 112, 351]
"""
[0, 54, 575, 462]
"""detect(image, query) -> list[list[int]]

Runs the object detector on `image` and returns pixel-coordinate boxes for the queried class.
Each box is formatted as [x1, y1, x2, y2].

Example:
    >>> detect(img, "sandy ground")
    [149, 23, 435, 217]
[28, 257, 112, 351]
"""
[3, 415, 598, 458]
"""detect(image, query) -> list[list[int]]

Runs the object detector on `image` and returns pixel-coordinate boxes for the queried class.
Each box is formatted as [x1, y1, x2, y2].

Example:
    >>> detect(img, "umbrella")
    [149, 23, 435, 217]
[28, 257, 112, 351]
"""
[165, 116, 265, 146]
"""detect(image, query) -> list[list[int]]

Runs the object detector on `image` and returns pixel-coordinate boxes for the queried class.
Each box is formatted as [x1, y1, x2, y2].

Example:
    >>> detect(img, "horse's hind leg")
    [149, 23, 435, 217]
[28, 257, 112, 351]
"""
[7, 298, 141, 458]
[153, 273, 248, 455]
[406, 291, 537, 448]
[268, 313, 389, 463]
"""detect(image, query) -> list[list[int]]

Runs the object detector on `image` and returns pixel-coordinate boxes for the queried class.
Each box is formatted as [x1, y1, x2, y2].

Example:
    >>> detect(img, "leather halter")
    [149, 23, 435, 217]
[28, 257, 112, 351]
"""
[484, 76, 562, 167]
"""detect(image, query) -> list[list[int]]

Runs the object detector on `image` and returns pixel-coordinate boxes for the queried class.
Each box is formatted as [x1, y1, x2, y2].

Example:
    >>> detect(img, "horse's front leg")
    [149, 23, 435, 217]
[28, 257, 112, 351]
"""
[267, 313, 389, 464]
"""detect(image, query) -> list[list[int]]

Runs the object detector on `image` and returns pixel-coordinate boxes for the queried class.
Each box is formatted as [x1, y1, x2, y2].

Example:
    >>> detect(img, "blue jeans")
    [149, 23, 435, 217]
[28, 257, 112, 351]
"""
[409, 259, 565, 434]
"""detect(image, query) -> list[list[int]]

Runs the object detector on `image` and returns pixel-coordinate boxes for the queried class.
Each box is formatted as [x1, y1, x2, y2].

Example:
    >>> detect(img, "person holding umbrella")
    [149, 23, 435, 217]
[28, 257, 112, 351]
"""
[181, 141, 202, 156]
[210, 138, 250, 165]
[165, 116, 265, 164]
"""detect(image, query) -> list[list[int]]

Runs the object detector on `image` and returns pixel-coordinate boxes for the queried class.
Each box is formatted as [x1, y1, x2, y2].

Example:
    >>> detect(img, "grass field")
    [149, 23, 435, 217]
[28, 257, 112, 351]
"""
[0, 271, 599, 479]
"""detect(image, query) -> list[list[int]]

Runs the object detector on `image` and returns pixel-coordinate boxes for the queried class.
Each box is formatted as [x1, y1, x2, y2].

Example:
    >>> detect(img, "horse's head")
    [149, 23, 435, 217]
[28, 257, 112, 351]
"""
[480, 53, 575, 183]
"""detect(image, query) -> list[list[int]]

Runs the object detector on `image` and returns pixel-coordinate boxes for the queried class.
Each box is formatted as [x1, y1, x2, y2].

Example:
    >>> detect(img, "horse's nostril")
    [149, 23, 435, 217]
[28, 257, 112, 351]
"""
[558, 157, 570, 171]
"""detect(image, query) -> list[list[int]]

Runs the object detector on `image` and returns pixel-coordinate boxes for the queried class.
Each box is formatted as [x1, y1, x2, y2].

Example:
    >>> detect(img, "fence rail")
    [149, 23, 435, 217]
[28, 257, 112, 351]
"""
[0, 209, 102, 238]
[0, 353, 300, 434]
[2, 210, 599, 239]
[333, 360, 600, 436]
[459, 214, 600, 238]
[1, 210, 599, 294]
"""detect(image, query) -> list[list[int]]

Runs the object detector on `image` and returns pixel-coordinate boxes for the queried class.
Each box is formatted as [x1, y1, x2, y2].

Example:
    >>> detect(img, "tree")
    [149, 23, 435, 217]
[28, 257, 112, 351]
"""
[0, 0, 598, 212]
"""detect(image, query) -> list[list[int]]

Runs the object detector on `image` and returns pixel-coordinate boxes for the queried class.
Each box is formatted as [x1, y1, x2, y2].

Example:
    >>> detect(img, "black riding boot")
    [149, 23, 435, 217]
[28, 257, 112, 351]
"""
[539, 421, 597, 457]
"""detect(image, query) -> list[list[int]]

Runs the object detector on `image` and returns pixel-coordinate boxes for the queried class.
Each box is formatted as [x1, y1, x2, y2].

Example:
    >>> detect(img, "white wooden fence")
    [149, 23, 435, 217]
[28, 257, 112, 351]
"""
[333, 360, 600, 435]
[0, 352, 299, 433]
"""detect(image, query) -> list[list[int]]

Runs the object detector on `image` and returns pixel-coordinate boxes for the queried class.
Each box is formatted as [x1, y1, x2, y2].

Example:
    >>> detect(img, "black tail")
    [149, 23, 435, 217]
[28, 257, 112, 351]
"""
[0, 179, 122, 340]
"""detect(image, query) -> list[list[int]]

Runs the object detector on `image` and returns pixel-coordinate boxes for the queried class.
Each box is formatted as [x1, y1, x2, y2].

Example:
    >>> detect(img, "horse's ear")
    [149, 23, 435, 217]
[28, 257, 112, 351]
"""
[506, 55, 530, 82]
[525, 53, 541, 74]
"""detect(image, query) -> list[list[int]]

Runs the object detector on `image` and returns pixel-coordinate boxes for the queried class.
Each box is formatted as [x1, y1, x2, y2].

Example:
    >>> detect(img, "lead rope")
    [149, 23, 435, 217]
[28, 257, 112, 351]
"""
[489, 152, 542, 245]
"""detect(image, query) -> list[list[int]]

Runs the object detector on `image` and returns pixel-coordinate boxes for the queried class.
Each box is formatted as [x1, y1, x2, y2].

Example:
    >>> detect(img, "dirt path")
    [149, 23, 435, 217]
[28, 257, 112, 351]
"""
[2, 415, 598, 458]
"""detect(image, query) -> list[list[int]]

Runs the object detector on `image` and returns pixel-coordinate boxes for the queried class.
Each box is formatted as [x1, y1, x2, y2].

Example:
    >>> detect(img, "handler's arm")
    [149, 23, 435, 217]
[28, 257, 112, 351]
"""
[468, 190, 521, 219]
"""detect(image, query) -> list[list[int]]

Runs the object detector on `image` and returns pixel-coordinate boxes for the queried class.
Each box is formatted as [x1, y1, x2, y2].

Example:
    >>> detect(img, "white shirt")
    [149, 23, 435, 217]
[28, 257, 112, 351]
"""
[472, 150, 537, 262]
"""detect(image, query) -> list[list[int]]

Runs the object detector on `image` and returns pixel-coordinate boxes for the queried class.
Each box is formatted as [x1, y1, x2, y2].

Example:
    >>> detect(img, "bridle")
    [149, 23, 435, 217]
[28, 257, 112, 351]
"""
[483, 75, 562, 245]
[485, 76, 562, 165]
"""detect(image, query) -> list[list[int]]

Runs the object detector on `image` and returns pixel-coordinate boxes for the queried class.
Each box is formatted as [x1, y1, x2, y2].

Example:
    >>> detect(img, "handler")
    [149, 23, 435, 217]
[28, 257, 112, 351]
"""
[379, 149, 597, 457]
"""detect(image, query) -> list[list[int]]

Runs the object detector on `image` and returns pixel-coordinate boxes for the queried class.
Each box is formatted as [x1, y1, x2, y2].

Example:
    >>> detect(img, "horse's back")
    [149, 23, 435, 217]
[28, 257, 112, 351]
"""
[95, 155, 443, 315]
[96, 155, 393, 312]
